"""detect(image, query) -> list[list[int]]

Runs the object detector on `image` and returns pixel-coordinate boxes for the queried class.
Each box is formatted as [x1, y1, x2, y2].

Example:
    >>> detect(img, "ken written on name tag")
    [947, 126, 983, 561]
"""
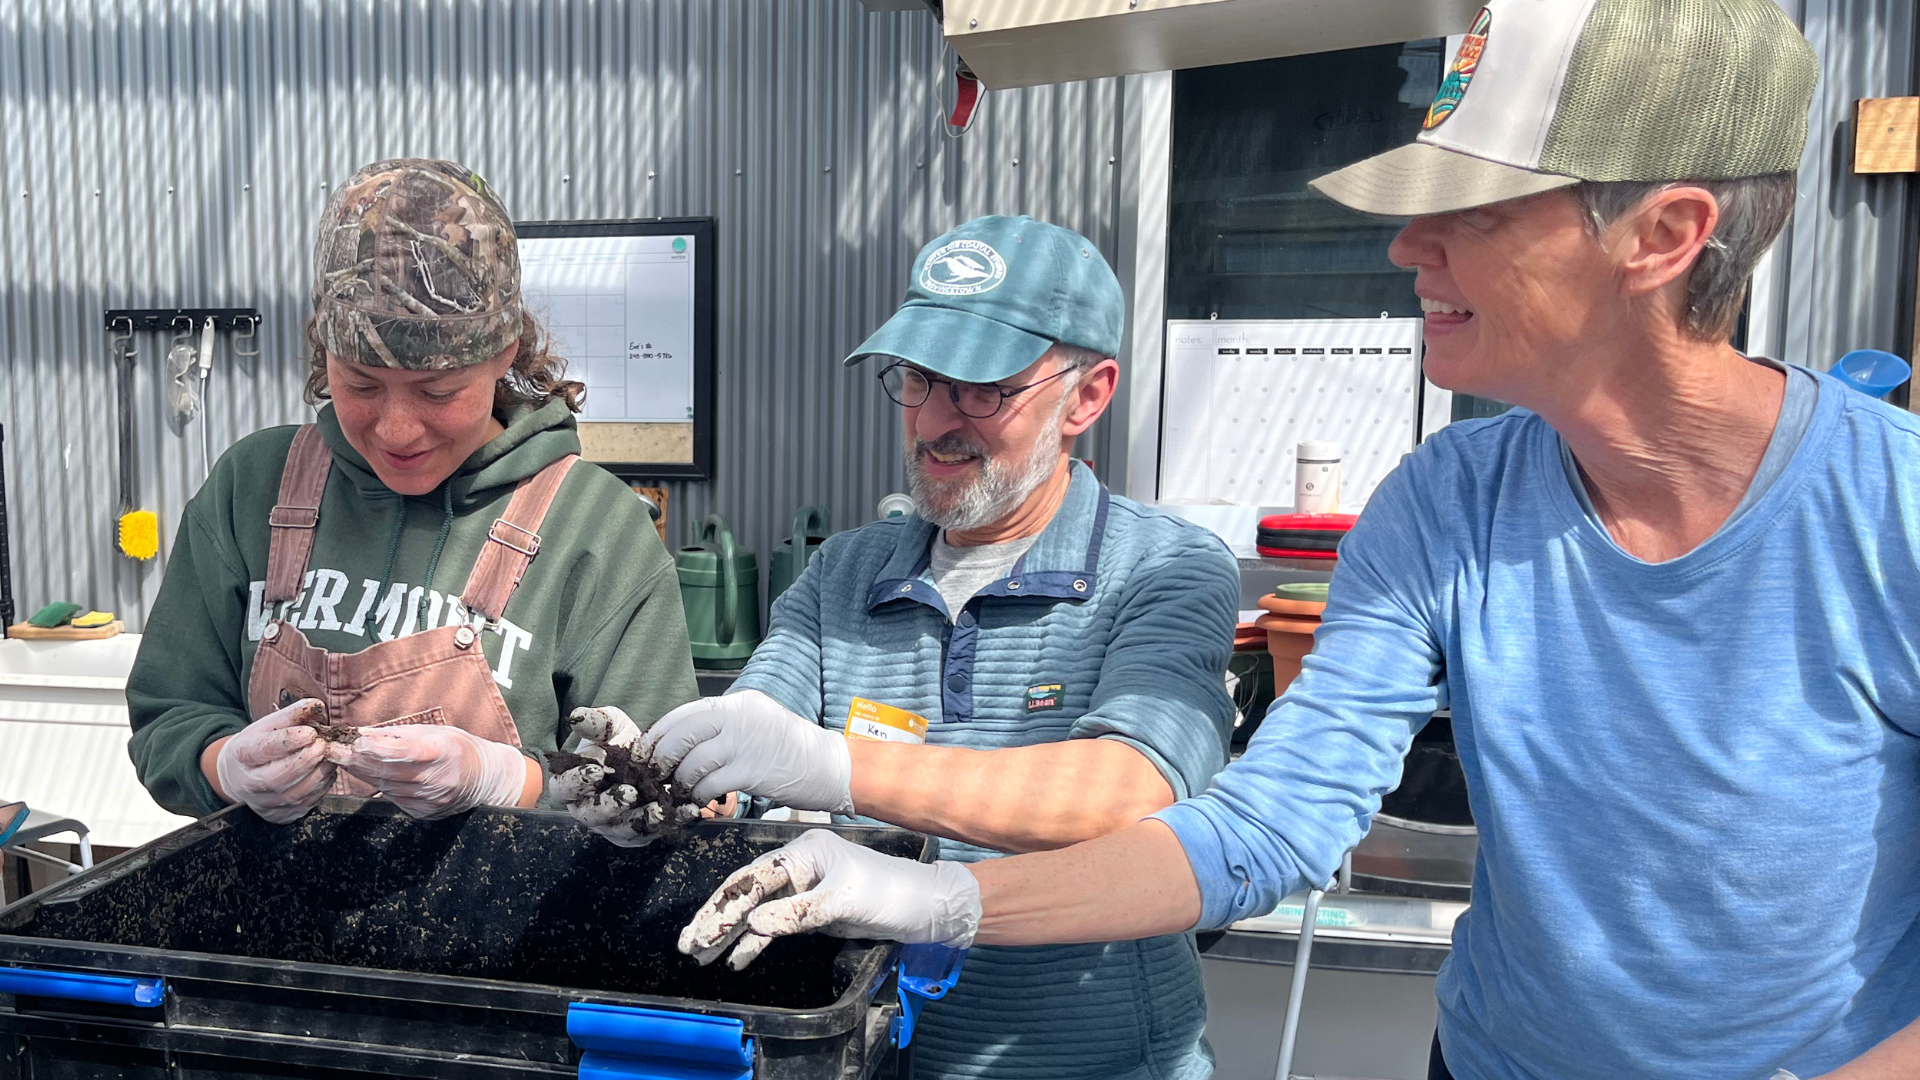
[844, 697, 929, 745]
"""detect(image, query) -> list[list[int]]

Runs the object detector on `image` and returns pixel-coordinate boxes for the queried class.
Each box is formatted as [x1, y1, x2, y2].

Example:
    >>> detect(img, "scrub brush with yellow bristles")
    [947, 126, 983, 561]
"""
[117, 509, 159, 560]
[112, 321, 158, 561]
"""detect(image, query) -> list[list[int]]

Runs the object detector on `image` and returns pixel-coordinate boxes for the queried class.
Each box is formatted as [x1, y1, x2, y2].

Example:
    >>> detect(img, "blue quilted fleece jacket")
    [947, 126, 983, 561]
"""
[734, 461, 1239, 1080]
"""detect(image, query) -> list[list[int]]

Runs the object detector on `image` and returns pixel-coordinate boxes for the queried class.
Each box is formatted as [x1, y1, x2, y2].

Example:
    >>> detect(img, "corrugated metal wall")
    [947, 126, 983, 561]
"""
[0, 1, 1127, 631]
[1766, 0, 1917, 375]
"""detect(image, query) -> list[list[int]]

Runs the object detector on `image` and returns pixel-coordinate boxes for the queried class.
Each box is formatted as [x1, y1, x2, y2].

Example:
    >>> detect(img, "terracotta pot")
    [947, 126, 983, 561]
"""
[1255, 612, 1318, 693]
[1255, 613, 1321, 635]
[1258, 594, 1327, 619]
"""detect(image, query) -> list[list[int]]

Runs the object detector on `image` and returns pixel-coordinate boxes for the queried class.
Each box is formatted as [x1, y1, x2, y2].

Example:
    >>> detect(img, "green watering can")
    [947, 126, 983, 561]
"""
[677, 515, 760, 670]
[767, 505, 831, 605]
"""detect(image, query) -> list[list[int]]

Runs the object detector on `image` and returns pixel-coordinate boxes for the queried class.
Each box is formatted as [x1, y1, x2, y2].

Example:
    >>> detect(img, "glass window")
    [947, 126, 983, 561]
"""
[1169, 41, 1510, 421]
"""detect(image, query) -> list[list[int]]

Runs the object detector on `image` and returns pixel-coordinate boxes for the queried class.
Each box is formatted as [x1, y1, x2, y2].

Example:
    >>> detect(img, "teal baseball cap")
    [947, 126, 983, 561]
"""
[844, 215, 1124, 384]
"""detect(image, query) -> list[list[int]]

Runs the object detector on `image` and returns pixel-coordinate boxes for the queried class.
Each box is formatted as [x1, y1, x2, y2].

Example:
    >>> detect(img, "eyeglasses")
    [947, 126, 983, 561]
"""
[877, 360, 1075, 419]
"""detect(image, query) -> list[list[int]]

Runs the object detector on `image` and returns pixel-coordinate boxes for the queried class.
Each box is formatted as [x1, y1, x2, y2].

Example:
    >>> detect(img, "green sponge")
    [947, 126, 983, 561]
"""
[26, 601, 84, 628]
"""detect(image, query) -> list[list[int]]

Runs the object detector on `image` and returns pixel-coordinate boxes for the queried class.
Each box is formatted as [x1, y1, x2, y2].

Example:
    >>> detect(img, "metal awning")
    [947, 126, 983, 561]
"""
[940, 0, 1480, 90]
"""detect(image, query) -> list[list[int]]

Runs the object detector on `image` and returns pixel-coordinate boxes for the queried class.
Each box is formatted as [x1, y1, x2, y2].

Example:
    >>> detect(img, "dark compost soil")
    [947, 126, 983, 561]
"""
[304, 719, 362, 745]
[4, 808, 916, 1009]
[282, 698, 359, 745]
[547, 744, 699, 843]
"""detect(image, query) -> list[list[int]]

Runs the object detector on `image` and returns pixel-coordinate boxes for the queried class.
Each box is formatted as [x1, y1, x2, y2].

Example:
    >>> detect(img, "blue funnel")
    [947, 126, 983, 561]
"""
[1832, 349, 1911, 399]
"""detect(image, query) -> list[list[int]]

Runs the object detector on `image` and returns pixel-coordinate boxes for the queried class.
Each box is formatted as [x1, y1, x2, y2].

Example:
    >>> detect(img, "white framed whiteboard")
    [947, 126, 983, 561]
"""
[1159, 318, 1445, 511]
[516, 218, 716, 479]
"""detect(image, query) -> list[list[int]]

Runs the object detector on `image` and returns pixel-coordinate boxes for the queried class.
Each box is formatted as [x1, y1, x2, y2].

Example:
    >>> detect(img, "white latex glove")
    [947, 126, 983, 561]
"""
[215, 698, 351, 824]
[639, 690, 854, 813]
[680, 828, 979, 971]
[554, 705, 699, 847]
[342, 724, 528, 820]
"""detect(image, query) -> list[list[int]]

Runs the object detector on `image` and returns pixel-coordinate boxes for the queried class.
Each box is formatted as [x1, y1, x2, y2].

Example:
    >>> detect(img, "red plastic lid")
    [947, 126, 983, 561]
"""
[1255, 545, 1340, 561]
[1258, 513, 1359, 533]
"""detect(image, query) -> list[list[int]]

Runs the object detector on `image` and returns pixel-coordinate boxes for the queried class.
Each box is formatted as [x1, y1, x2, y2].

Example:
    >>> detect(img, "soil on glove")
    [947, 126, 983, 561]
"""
[547, 744, 699, 843]
[2, 807, 920, 1009]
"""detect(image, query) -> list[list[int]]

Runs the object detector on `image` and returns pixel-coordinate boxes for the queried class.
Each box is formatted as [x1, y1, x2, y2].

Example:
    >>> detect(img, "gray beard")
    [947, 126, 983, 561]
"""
[905, 405, 1069, 533]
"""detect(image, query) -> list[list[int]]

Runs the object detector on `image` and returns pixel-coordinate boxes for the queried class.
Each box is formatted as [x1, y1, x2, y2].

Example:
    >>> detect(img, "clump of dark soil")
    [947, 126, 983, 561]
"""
[303, 719, 362, 745]
[547, 743, 699, 843]
[0, 806, 921, 1008]
[282, 698, 359, 745]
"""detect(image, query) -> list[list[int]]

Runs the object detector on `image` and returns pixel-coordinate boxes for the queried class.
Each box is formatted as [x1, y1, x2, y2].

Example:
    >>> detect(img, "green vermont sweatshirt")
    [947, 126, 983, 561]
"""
[128, 400, 699, 818]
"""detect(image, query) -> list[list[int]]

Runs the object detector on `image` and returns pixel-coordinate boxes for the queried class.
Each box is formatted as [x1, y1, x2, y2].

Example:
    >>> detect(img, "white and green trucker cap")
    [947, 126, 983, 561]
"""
[1310, 0, 1819, 217]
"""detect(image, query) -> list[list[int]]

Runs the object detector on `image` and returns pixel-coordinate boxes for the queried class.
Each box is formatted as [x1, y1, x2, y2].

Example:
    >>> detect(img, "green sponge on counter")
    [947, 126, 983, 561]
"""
[26, 601, 84, 628]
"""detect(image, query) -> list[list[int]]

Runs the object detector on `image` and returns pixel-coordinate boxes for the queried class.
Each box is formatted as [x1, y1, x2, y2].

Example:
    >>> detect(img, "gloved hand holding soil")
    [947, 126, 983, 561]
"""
[636, 691, 855, 814]
[680, 828, 981, 970]
[553, 705, 702, 846]
[213, 698, 354, 824]
[342, 725, 532, 821]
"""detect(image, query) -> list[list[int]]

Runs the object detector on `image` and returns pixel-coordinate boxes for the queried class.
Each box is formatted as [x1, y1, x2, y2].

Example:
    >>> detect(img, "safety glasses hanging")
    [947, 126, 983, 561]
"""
[165, 316, 204, 424]
[877, 359, 1074, 419]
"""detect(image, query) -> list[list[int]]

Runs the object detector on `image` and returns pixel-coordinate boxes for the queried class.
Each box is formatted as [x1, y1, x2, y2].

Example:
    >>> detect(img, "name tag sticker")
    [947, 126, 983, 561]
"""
[1025, 683, 1064, 712]
[845, 697, 930, 744]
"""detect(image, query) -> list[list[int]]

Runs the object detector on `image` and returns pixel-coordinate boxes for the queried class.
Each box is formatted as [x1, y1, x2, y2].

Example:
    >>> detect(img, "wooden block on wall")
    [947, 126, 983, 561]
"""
[1855, 97, 1919, 174]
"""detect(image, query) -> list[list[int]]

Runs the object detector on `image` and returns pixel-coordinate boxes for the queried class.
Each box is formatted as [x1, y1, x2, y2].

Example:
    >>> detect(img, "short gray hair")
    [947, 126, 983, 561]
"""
[1048, 342, 1110, 372]
[1574, 172, 1796, 342]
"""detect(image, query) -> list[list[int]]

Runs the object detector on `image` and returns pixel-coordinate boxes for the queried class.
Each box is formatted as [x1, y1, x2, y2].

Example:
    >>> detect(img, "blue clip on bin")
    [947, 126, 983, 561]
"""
[1831, 349, 1911, 399]
[0, 966, 165, 1008]
[568, 1002, 755, 1080]
[563, 944, 966, 1078]
[892, 943, 968, 1049]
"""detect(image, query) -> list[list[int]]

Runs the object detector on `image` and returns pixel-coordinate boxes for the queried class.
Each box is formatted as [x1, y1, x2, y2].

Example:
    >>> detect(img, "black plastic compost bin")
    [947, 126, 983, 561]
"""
[0, 799, 960, 1080]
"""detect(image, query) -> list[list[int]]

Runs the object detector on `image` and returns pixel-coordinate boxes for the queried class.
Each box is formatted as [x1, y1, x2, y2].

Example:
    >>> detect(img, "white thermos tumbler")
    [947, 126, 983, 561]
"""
[1296, 440, 1342, 514]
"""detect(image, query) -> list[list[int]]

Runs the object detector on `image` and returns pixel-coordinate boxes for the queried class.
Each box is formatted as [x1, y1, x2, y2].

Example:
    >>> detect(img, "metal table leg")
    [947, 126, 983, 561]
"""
[1274, 887, 1326, 1080]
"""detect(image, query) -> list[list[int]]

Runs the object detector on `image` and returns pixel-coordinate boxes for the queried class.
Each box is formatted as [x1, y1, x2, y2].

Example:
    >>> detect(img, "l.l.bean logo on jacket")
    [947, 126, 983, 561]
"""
[1025, 683, 1065, 713]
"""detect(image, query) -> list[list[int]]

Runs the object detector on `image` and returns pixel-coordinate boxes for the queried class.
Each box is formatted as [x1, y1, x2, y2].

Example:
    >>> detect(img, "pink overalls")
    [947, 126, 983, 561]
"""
[246, 424, 577, 797]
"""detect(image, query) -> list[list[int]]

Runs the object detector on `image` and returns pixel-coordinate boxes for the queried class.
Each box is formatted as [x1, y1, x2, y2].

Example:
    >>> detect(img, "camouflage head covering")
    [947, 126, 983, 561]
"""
[312, 158, 522, 370]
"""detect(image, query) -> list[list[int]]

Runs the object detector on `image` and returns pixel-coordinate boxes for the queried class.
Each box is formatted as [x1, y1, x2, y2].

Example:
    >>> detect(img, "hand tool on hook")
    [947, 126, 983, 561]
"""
[110, 316, 158, 560]
[198, 316, 216, 483]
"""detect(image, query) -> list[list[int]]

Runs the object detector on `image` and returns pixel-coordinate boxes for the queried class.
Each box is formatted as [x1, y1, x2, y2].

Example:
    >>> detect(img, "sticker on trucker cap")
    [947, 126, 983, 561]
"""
[920, 239, 1008, 296]
[1425, 7, 1491, 130]
[845, 697, 930, 744]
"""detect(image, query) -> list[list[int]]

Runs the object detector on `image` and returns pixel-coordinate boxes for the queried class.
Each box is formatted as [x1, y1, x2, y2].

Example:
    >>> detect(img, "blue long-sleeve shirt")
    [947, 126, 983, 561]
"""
[1156, 371, 1920, 1080]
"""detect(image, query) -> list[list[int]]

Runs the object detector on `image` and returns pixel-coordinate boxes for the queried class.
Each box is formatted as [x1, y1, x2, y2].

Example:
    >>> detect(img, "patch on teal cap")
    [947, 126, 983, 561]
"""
[845, 215, 1124, 384]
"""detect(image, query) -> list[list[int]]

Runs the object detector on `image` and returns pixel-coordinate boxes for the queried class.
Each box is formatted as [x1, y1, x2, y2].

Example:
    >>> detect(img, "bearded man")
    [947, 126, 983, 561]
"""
[559, 215, 1240, 1080]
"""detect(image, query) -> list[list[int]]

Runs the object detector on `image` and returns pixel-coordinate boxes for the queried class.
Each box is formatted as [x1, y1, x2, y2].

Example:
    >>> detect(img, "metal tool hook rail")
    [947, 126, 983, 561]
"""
[102, 307, 261, 333]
